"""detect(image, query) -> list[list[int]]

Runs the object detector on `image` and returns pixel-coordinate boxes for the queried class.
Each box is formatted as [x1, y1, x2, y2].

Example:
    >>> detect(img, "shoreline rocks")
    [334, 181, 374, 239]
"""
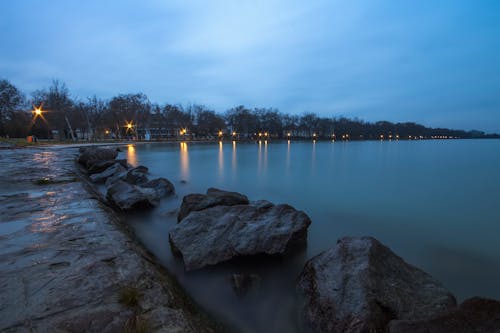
[170, 189, 312, 271]
[297, 236, 457, 333]
[77, 146, 175, 211]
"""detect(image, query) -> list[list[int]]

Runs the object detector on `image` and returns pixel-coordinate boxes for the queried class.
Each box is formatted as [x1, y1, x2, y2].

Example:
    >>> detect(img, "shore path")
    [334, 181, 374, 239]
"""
[0, 147, 219, 332]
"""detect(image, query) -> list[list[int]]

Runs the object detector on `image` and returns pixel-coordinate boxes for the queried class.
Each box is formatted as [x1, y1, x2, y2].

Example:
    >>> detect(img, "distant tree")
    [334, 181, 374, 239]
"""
[0, 79, 26, 137]
[225, 105, 259, 137]
[193, 105, 225, 137]
[31, 80, 75, 139]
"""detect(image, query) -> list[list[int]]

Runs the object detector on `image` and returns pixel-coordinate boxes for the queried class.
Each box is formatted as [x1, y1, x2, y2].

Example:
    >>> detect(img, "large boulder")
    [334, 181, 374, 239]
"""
[177, 187, 249, 222]
[169, 202, 311, 271]
[89, 163, 127, 184]
[142, 178, 175, 197]
[389, 297, 500, 333]
[77, 147, 118, 167]
[297, 237, 457, 333]
[106, 180, 159, 211]
[87, 159, 128, 175]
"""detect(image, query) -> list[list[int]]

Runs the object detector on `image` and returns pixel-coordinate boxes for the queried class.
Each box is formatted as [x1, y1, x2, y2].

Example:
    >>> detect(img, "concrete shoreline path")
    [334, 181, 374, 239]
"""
[0, 147, 220, 332]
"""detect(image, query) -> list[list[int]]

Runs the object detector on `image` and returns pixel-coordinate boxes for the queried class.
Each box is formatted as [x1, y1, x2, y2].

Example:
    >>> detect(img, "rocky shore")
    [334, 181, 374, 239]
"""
[0, 147, 221, 332]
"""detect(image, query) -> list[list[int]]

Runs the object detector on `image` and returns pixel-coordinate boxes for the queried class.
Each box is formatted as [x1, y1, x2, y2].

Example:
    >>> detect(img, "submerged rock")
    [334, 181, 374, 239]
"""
[297, 236, 457, 333]
[177, 187, 249, 222]
[89, 163, 127, 184]
[106, 180, 159, 210]
[169, 201, 311, 271]
[230, 273, 262, 297]
[389, 297, 500, 333]
[142, 177, 175, 197]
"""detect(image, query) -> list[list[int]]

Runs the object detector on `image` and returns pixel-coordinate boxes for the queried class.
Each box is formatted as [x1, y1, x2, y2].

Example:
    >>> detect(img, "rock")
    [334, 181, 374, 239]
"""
[177, 187, 249, 222]
[87, 159, 128, 174]
[388, 297, 500, 333]
[169, 202, 311, 271]
[230, 273, 262, 297]
[125, 166, 149, 185]
[296, 237, 457, 333]
[106, 180, 159, 210]
[105, 166, 149, 187]
[142, 178, 175, 197]
[77, 147, 118, 167]
[89, 163, 127, 184]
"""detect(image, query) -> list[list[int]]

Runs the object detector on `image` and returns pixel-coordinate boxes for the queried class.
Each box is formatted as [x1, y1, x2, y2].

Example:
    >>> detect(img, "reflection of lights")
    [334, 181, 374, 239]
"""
[180, 142, 189, 179]
[127, 144, 137, 166]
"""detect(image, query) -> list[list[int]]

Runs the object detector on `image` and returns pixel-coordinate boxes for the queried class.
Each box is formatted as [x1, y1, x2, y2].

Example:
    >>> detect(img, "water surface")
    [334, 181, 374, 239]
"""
[125, 139, 500, 332]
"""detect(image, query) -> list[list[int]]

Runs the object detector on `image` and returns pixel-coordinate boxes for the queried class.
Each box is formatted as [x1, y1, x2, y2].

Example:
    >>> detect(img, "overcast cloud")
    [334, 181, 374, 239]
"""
[1, 0, 499, 132]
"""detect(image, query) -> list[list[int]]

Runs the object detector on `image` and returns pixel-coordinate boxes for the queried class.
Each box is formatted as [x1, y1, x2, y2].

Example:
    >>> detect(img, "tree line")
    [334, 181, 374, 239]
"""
[1, 78, 497, 141]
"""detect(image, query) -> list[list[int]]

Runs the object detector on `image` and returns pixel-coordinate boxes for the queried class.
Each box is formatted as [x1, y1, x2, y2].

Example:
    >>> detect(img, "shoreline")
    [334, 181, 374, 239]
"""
[0, 147, 223, 332]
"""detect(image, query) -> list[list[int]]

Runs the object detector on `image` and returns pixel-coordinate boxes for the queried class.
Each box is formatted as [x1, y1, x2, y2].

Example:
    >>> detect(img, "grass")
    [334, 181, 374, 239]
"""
[124, 315, 150, 333]
[119, 286, 142, 308]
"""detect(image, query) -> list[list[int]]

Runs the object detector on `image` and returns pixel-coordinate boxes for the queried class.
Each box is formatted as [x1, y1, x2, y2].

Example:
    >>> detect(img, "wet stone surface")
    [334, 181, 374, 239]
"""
[0, 147, 218, 332]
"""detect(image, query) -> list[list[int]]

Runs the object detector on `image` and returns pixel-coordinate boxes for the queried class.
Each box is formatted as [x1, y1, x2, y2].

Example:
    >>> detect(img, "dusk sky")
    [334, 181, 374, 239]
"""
[1, 0, 499, 132]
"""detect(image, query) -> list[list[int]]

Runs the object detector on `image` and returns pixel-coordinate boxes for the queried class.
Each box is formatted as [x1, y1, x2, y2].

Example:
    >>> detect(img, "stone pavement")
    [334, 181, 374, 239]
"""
[0, 147, 220, 332]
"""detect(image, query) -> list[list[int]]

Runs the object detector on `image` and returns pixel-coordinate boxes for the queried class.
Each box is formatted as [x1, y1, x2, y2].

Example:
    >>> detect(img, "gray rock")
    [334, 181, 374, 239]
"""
[106, 180, 159, 210]
[77, 147, 118, 167]
[125, 166, 149, 185]
[105, 166, 149, 187]
[169, 202, 311, 271]
[87, 159, 128, 174]
[177, 187, 249, 222]
[388, 297, 500, 333]
[297, 236, 457, 333]
[230, 273, 262, 297]
[142, 177, 175, 197]
[89, 163, 127, 184]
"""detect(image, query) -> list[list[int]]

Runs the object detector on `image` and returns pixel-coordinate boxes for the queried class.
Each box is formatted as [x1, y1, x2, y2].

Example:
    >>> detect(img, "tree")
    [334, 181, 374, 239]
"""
[0, 79, 26, 136]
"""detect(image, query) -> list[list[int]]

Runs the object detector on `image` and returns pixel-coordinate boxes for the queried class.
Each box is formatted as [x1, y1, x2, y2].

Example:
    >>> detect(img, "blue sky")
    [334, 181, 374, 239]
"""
[1, 0, 499, 132]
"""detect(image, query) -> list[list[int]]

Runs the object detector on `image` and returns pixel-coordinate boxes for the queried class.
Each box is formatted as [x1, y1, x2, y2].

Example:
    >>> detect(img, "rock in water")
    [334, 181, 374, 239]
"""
[177, 187, 249, 222]
[142, 178, 175, 197]
[105, 166, 149, 187]
[89, 163, 127, 183]
[169, 202, 311, 271]
[106, 180, 159, 210]
[230, 273, 262, 297]
[87, 159, 128, 174]
[297, 236, 457, 333]
[388, 297, 500, 333]
[77, 147, 118, 167]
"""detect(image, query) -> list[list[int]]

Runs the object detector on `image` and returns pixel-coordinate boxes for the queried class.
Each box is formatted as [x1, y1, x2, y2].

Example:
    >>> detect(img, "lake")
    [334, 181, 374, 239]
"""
[124, 139, 500, 332]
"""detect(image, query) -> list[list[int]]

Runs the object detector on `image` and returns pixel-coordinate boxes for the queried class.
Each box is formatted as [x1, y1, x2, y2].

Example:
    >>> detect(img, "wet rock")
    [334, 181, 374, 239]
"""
[169, 202, 311, 271]
[177, 187, 249, 222]
[77, 147, 118, 167]
[90, 163, 127, 184]
[106, 180, 159, 210]
[142, 177, 175, 197]
[388, 297, 500, 333]
[297, 236, 457, 333]
[87, 159, 128, 174]
[230, 273, 262, 297]
[104, 166, 149, 187]
[125, 166, 149, 185]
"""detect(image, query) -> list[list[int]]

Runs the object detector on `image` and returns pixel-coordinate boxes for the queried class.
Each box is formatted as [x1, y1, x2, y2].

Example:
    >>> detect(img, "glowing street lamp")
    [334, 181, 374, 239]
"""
[232, 131, 236, 137]
[218, 130, 223, 137]
[32, 104, 44, 117]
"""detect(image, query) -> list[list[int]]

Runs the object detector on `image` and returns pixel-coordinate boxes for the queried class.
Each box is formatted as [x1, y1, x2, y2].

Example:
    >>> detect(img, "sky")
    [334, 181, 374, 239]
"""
[1, 0, 499, 132]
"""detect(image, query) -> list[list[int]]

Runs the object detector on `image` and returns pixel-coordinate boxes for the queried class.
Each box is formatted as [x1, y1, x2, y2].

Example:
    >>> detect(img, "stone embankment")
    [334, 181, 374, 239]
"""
[0, 147, 220, 333]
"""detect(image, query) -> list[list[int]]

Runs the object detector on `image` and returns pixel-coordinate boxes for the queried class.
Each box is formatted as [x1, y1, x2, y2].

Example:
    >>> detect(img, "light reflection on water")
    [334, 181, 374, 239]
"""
[125, 139, 500, 333]
[127, 144, 137, 167]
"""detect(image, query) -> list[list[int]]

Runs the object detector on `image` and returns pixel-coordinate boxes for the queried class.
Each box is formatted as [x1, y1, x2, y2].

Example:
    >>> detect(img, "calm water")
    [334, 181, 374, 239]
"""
[124, 139, 500, 332]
